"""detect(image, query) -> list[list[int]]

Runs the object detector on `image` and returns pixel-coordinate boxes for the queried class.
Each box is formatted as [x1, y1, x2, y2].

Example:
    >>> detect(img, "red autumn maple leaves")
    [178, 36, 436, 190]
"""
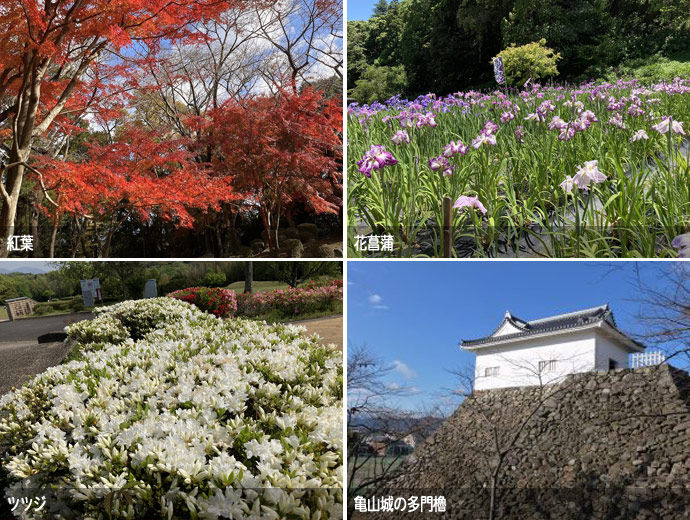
[35, 128, 230, 227]
[34, 87, 342, 240]
[0, 0, 342, 253]
[195, 87, 343, 240]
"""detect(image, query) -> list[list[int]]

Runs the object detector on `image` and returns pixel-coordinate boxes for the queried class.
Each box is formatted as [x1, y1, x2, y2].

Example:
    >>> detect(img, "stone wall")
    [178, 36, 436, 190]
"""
[363, 365, 690, 519]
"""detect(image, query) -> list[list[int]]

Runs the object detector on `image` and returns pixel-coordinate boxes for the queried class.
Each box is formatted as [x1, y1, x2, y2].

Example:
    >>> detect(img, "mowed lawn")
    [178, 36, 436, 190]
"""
[0, 306, 8, 321]
[225, 281, 290, 292]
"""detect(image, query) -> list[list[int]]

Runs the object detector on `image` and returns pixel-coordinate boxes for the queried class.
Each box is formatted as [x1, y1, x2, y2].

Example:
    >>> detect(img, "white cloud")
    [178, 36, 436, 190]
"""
[368, 293, 389, 310]
[392, 360, 417, 379]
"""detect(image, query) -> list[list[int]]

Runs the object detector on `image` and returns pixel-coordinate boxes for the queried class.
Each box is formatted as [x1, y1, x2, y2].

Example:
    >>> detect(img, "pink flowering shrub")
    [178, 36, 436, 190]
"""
[167, 287, 237, 317]
[237, 281, 343, 317]
[304, 278, 344, 290]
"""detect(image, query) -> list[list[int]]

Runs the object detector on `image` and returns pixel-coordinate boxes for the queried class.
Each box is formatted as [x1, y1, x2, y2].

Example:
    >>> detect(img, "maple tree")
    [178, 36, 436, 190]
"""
[36, 127, 233, 257]
[0, 0, 343, 258]
[195, 86, 342, 250]
[0, 0, 269, 257]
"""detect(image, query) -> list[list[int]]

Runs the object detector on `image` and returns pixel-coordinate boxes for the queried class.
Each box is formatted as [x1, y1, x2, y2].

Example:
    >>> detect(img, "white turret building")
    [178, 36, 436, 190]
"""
[461, 305, 646, 391]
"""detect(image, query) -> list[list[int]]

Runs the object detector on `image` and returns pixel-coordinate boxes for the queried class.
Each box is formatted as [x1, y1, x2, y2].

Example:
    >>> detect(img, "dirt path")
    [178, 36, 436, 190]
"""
[291, 315, 343, 350]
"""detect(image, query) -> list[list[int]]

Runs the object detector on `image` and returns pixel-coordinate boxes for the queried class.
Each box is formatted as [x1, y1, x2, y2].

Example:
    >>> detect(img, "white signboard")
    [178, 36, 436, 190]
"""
[80, 278, 102, 308]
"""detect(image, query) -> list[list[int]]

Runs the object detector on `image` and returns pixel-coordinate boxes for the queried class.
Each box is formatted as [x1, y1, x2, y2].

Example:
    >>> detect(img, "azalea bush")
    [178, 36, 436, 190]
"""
[237, 284, 343, 319]
[0, 298, 343, 519]
[167, 287, 238, 317]
[348, 78, 690, 258]
[303, 279, 344, 290]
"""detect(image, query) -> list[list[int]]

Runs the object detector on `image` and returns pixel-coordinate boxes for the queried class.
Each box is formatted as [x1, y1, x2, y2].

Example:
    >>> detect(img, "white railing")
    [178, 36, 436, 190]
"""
[630, 351, 666, 369]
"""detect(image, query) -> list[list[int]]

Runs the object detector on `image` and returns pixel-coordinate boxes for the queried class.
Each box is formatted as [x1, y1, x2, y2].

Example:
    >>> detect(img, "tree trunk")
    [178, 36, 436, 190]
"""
[228, 209, 241, 256]
[244, 261, 253, 294]
[0, 162, 27, 258]
[30, 191, 41, 257]
[49, 219, 58, 258]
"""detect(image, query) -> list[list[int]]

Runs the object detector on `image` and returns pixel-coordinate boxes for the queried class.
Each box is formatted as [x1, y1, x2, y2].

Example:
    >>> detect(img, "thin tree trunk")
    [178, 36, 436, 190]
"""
[228, 209, 240, 256]
[0, 162, 27, 258]
[244, 261, 253, 294]
[49, 219, 58, 258]
[30, 190, 42, 257]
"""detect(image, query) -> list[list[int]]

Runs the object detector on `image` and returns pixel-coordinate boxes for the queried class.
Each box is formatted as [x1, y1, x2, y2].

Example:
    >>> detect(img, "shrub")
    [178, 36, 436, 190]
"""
[65, 314, 129, 347]
[0, 298, 343, 519]
[304, 278, 344, 290]
[69, 299, 85, 312]
[281, 238, 304, 258]
[32, 302, 51, 315]
[610, 52, 690, 83]
[493, 39, 561, 86]
[167, 287, 237, 318]
[31, 298, 82, 316]
[237, 282, 343, 318]
[201, 271, 227, 287]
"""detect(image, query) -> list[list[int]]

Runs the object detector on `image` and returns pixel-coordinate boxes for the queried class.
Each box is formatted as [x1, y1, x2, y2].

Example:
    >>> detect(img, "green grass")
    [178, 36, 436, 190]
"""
[0, 307, 8, 321]
[225, 281, 290, 292]
[250, 301, 343, 324]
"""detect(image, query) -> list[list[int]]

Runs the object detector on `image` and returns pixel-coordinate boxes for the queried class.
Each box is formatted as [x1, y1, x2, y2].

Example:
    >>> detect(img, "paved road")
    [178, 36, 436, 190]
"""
[0, 341, 76, 396]
[0, 312, 93, 342]
[291, 315, 343, 350]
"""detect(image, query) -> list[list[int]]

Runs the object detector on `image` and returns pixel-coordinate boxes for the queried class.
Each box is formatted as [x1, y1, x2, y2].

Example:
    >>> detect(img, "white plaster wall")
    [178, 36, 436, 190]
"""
[474, 331, 597, 390]
[594, 333, 633, 370]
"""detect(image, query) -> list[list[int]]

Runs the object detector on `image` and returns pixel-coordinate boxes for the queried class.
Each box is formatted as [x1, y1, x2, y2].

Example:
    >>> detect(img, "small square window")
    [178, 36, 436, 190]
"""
[539, 360, 557, 372]
[485, 366, 500, 377]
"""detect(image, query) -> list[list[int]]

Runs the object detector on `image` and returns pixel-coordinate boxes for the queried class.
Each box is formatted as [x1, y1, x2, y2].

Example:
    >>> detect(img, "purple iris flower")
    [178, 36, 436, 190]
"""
[453, 195, 487, 215]
[429, 156, 450, 171]
[608, 113, 626, 130]
[391, 130, 410, 145]
[572, 117, 591, 132]
[672, 233, 690, 257]
[548, 116, 567, 131]
[471, 132, 497, 148]
[357, 145, 399, 177]
[483, 120, 499, 135]
[581, 110, 598, 122]
[443, 140, 468, 158]
[514, 125, 525, 143]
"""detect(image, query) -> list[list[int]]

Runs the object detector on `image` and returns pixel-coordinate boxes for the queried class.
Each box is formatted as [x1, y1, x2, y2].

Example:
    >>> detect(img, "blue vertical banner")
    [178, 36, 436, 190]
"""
[493, 56, 506, 85]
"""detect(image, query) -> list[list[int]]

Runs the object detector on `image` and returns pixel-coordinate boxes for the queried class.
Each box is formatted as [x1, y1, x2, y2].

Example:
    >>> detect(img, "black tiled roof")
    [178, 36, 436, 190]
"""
[461, 305, 643, 349]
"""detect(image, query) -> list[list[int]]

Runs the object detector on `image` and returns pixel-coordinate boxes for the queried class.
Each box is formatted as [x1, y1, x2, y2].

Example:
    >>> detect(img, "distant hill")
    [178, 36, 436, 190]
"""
[0, 264, 54, 275]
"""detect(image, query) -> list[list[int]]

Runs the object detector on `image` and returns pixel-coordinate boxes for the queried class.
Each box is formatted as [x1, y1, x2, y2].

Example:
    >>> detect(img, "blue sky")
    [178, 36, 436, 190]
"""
[347, 0, 379, 21]
[347, 261, 684, 412]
